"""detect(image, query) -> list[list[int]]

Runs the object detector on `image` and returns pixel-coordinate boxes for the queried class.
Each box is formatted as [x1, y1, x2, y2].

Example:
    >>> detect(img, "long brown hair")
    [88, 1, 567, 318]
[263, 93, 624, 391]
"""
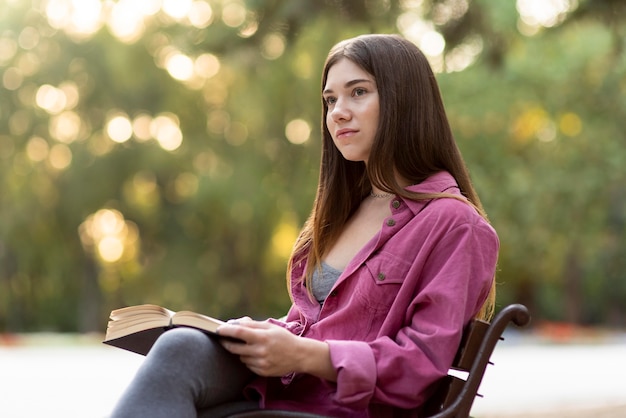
[288, 34, 495, 320]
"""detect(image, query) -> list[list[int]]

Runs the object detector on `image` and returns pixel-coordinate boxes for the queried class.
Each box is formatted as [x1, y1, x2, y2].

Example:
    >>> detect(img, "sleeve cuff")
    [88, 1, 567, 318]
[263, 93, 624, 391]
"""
[327, 339, 377, 408]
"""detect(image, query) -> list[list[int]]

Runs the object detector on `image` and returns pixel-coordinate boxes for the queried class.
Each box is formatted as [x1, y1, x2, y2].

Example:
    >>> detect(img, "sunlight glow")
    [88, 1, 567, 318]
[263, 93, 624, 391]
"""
[17, 52, 40, 78]
[0, 37, 18, 64]
[516, 0, 576, 29]
[26, 136, 50, 162]
[132, 114, 153, 142]
[445, 36, 483, 72]
[2, 67, 23, 90]
[48, 143, 72, 170]
[194, 53, 220, 79]
[150, 113, 183, 151]
[59, 81, 80, 109]
[166, 53, 195, 81]
[222, 0, 247, 28]
[18, 26, 40, 50]
[559, 112, 582, 137]
[44, 0, 103, 40]
[285, 119, 311, 145]
[188, 1, 214, 28]
[98, 236, 125, 263]
[397, 12, 446, 60]
[42, 0, 215, 44]
[238, 19, 259, 38]
[431, 0, 468, 25]
[36, 84, 67, 114]
[50, 110, 82, 143]
[106, 114, 133, 143]
[79, 208, 139, 264]
[261, 33, 286, 60]
[512, 106, 557, 144]
[420, 31, 445, 57]
[107, 0, 147, 44]
[162, 0, 193, 20]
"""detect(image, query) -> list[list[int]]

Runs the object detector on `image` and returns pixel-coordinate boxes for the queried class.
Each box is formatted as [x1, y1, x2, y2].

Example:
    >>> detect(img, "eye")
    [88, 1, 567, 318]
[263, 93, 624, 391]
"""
[324, 96, 337, 106]
[353, 87, 367, 97]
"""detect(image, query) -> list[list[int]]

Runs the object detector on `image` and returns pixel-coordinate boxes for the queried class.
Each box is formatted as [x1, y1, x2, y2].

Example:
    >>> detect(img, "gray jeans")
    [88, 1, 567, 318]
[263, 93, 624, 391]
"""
[110, 327, 257, 418]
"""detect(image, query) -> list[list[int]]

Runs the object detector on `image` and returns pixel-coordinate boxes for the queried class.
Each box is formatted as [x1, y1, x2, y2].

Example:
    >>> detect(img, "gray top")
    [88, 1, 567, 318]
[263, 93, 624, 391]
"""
[311, 262, 343, 304]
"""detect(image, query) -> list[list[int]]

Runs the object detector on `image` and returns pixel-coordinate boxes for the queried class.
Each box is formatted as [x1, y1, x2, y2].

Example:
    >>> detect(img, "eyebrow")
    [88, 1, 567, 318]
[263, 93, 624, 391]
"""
[322, 79, 374, 95]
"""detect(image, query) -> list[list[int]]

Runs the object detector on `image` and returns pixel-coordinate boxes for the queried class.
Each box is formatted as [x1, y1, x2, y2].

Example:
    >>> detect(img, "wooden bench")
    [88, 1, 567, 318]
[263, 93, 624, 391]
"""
[201, 303, 531, 418]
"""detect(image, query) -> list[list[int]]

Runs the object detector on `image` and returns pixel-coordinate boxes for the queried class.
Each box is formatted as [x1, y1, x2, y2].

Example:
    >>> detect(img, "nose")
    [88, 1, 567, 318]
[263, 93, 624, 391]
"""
[329, 98, 351, 122]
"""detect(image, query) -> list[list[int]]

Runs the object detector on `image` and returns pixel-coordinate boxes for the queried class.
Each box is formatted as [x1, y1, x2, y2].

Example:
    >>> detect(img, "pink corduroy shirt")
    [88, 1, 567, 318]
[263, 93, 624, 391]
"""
[245, 171, 499, 417]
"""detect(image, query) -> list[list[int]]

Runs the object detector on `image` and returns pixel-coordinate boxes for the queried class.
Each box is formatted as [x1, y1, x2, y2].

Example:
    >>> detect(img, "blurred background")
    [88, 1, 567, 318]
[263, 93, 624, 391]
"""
[2, 0, 625, 334]
[1, 1, 626, 416]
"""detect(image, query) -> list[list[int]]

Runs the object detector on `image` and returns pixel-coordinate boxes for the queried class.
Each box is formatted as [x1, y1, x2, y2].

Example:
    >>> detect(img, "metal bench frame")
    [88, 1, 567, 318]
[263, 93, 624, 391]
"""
[202, 304, 531, 418]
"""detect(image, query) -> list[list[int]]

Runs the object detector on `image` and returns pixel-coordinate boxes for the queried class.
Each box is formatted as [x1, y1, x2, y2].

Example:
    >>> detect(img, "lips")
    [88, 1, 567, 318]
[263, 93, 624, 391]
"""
[335, 128, 358, 139]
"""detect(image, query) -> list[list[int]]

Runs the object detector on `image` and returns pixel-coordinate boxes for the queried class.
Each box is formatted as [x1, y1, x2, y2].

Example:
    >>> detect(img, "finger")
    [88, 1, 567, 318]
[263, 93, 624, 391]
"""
[216, 323, 247, 340]
[233, 320, 273, 330]
[220, 338, 249, 355]
[239, 356, 272, 375]
[227, 316, 253, 323]
[216, 322, 263, 342]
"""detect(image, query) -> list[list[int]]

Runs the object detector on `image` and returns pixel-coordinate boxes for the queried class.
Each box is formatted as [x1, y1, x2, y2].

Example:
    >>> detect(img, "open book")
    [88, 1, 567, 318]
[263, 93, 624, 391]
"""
[103, 304, 226, 356]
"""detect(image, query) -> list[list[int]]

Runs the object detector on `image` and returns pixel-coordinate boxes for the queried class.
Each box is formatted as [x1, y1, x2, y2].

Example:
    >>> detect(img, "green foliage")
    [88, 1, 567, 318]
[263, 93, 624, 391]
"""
[0, 0, 624, 332]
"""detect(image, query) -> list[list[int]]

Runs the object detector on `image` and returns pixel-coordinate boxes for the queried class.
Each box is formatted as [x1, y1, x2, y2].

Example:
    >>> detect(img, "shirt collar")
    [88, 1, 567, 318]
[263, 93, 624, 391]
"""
[400, 171, 462, 215]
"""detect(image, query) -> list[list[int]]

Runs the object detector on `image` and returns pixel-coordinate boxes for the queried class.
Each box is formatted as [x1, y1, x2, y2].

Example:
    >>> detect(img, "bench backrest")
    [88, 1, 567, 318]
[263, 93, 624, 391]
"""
[423, 303, 531, 418]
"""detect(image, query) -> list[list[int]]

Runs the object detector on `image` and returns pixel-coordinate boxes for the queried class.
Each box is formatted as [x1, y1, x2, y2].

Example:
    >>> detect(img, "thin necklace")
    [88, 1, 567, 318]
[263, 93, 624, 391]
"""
[370, 191, 394, 198]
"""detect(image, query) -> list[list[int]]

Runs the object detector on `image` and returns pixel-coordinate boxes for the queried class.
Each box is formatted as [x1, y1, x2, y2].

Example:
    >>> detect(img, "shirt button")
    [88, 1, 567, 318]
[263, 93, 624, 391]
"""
[386, 218, 396, 227]
[377, 272, 386, 281]
[392, 200, 401, 209]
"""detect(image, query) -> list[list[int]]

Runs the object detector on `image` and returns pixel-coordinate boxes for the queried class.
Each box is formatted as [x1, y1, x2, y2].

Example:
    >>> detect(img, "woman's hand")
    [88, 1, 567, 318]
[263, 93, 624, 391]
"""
[216, 320, 337, 381]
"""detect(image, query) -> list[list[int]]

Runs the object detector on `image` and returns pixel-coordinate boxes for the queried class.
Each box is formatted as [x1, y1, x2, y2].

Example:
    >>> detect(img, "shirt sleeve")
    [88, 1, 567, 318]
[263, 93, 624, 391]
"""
[326, 219, 499, 410]
[266, 306, 304, 335]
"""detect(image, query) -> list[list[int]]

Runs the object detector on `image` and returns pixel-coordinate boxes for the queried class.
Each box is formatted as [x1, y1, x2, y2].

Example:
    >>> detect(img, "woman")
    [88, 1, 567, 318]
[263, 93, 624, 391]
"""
[110, 34, 498, 418]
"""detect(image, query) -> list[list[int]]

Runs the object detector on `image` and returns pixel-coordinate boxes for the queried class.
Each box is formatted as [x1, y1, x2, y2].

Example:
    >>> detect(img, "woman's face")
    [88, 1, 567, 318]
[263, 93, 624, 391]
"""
[323, 58, 379, 164]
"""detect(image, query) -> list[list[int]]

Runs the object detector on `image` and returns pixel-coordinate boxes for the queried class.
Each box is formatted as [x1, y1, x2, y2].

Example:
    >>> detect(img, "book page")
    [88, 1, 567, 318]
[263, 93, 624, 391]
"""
[171, 311, 225, 333]
[109, 304, 174, 321]
[105, 318, 171, 341]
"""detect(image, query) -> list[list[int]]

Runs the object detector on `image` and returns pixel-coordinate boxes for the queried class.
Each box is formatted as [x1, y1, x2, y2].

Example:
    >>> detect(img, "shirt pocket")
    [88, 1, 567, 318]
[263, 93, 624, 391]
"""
[355, 251, 412, 313]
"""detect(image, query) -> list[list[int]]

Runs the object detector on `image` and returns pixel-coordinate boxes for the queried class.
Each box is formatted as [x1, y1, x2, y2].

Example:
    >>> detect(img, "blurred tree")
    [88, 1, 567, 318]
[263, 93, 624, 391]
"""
[0, 0, 624, 332]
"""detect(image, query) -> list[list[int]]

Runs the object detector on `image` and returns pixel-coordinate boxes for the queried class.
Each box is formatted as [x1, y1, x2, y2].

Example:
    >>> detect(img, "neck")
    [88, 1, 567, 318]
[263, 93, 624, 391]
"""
[370, 189, 394, 199]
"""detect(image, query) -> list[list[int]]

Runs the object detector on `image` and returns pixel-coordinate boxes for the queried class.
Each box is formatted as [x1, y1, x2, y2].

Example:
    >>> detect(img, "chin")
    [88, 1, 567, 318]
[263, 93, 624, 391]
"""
[339, 152, 368, 163]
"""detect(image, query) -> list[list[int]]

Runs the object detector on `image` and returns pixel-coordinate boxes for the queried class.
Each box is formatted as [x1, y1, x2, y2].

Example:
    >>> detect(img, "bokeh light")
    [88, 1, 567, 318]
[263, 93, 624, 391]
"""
[194, 53, 220, 79]
[517, 0, 576, 30]
[44, 0, 103, 40]
[132, 113, 153, 142]
[397, 12, 446, 63]
[559, 112, 582, 137]
[166, 53, 195, 81]
[106, 113, 133, 144]
[48, 143, 72, 170]
[162, 0, 193, 20]
[50, 111, 82, 143]
[188, 1, 214, 28]
[26, 136, 50, 162]
[285, 119, 311, 145]
[221, 0, 247, 28]
[2, 67, 23, 90]
[79, 208, 140, 264]
[150, 113, 183, 151]
[261, 33, 286, 60]
[36, 84, 67, 114]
